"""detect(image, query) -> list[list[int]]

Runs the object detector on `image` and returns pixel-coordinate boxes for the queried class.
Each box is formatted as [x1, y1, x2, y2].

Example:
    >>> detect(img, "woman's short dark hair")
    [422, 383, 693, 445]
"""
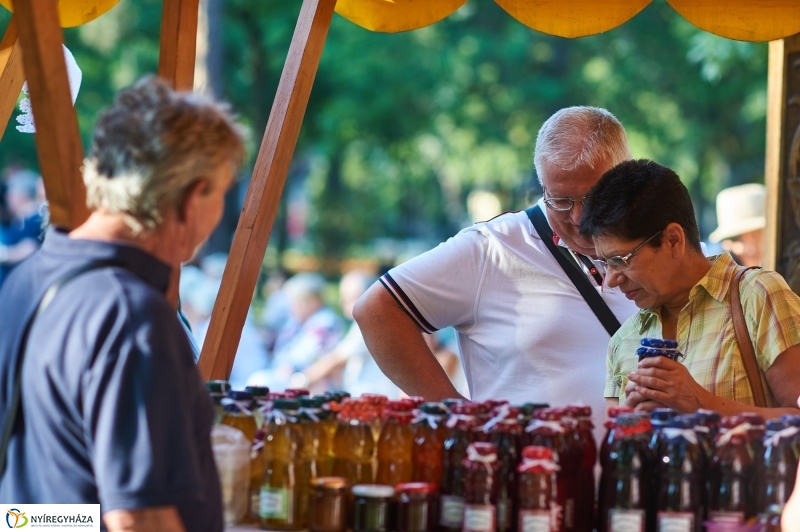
[579, 159, 702, 251]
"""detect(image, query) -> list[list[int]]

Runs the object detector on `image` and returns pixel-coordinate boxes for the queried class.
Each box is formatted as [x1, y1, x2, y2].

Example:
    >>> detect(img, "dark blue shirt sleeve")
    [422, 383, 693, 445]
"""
[81, 297, 205, 511]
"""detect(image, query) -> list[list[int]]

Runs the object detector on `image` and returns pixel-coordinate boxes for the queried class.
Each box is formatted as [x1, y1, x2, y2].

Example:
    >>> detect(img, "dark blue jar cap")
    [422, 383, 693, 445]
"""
[767, 419, 787, 432]
[640, 338, 678, 349]
[651, 408, 677, 422]
[227, 390, 253, 401]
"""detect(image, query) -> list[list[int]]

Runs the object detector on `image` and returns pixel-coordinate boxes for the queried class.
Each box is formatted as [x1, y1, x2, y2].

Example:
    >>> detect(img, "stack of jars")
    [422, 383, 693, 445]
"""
[599, 409, 797, 532]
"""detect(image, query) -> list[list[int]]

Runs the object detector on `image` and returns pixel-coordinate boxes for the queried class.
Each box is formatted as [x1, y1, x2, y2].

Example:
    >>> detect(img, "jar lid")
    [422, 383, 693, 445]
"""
[608, 406, 634, 419]
[310, 477, 348, 490]
[522, 445, 553, 461]
[285, 388, 310, 398]
[205, 380, 230, 395]
[273, 398, 299, 411]
[564, 405, 592, 417]
[227, 390, 253, 401]
[352, 484, 396, 498]
[396, 482, 436, 494]
[245, 385, 270, 398]
[386, 400, 415, 413]
[450, 402, 480, 416]
[406, 396, 425, 407]
[419, 403, 447, 416]
[534, 408, 563, 422]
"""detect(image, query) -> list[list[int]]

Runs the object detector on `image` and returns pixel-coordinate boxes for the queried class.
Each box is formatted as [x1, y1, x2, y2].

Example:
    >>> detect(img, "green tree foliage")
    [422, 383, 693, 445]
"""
[0, 0, 767, 261]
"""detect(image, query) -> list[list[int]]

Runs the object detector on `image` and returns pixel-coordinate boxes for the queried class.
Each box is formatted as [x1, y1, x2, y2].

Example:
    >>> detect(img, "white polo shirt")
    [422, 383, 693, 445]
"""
[381, 200, 638, 441]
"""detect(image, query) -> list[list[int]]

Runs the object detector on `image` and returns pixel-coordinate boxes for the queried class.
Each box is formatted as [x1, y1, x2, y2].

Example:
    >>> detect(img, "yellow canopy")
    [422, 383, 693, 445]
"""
[0, 0, 119, 27]
[335, 0, 800, 42]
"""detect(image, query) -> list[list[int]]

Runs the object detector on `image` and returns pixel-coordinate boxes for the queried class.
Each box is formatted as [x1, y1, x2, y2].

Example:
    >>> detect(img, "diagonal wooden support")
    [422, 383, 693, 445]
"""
[0, 17, 24, 143]
[158, 0, 200, 308]
[14, 0, 88, 229]
[159, 0, 200, 91]
[199, 0, 338, 381]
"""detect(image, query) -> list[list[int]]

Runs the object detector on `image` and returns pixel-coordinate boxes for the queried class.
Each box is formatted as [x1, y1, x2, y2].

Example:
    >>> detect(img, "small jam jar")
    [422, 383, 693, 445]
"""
[308, 477, 349, 532]
[352, 484, 396, 532]
[396, 482, 437, 532]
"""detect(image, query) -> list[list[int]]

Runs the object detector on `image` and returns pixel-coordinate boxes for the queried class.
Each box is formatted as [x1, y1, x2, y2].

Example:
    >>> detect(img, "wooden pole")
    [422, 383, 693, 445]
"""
[158, 0, 200, 91]
[158, 0, 200, 308]
[198, 0, 337, 381]
[0, 17, 24, 143]
[14, 0, 88, 229]
[764, 33, 800, 295]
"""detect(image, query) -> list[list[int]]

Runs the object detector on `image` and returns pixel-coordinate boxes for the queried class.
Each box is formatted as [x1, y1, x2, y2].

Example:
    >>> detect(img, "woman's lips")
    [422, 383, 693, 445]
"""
[624, 289, 639, 300]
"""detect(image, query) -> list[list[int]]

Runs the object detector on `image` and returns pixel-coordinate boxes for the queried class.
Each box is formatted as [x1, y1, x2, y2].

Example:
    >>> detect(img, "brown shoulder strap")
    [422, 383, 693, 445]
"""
[730, 266, 768, 408]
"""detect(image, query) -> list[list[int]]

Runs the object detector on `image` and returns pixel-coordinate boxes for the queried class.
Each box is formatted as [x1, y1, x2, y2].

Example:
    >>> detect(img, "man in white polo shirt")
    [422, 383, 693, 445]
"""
[354, 107, 639, 439]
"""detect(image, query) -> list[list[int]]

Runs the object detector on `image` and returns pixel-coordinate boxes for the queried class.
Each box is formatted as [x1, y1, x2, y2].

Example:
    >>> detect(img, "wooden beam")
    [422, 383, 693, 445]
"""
[0, 18, 24, 143]
[14, 0, 88, 229]
[764, 33, 800, 294]
[198, 0, 337, 381]
[158, 0, 200, 308]
[158, 0, 200, 91]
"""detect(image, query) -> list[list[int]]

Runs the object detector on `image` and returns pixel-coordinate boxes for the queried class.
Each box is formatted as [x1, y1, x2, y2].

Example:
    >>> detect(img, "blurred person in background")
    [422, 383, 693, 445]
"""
[247, 272, 343, 389]
[180, 257, 269, 389]
[259, 269, 291, 353]
[0, 170, 44, 287]
[304, 270, 401, 397]
[709, 183, 765, 267]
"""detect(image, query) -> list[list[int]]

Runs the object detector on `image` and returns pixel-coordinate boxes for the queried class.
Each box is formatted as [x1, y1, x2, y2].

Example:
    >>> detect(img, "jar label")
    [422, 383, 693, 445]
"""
[657, 511, 694, 532]
[463, 504, 496, 532]
[609, 509, 644, 532]
[519, 509, 550, 532]
[260, 487, 288, 520]
[439, 495, 465, 527]
[249, 489, 259, 519]
[564, 499, 575, 529]
[709, 511, 745, 524]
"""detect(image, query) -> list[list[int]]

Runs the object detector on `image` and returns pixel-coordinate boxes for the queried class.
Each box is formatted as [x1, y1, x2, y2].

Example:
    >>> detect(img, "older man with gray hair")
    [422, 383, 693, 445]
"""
[0, 77, 245, 532]
[355, 106, 639, 443]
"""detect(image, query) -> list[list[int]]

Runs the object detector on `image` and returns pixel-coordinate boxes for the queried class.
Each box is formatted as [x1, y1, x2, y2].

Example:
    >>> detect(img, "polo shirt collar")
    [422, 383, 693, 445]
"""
[42, 226, 172, 294]
[634, 252, 737, 333]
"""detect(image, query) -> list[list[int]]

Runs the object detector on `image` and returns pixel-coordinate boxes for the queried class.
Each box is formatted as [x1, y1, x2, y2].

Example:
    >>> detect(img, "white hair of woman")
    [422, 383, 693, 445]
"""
[283, 273, 327, 303]
[533, 106, 632, 181]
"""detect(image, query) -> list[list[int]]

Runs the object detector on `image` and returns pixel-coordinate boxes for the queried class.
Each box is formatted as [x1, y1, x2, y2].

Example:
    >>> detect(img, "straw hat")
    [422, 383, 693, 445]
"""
[709, 183, 766, 243]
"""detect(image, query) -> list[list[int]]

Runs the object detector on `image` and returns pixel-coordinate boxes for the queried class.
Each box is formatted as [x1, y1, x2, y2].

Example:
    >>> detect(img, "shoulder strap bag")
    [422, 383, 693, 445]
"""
[0, 260, 124, 477]
[526, 205, 621, 336]
[730, 266, 769, 408]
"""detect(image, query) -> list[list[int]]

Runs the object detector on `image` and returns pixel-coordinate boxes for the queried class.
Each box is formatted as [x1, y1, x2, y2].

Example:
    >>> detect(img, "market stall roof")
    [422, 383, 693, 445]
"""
[334, 0, 800, 42]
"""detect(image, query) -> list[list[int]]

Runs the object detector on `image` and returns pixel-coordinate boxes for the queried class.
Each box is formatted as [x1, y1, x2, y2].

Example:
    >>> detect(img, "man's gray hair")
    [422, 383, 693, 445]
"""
[533, 106, 632, 183]
[283, 273, 327, 303]
[83, 76, 246, 233]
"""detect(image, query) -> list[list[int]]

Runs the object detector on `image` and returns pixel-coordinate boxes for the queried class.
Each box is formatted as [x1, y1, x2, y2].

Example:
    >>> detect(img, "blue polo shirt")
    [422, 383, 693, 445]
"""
[0, 228, 222, 532]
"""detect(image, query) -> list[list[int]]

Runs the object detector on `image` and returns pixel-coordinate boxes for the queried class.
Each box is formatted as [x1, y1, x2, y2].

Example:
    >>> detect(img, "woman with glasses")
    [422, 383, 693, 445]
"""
[579, 159, 800, 418]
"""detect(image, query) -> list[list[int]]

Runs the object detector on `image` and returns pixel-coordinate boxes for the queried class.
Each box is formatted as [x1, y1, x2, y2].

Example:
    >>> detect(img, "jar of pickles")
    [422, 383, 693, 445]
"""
[352, 484, 395, 532]
[308, 477, 349, 532]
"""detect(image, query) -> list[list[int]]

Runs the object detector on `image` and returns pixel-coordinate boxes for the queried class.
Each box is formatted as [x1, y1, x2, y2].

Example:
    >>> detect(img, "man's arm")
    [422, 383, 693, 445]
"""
[354, 283, 465, 401]
[104, 507, 185, 532]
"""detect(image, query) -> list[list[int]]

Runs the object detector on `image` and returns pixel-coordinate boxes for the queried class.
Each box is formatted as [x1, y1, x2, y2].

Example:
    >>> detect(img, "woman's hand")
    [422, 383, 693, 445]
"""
[623, 377, 664, 412]
[627, 356, 709, 413]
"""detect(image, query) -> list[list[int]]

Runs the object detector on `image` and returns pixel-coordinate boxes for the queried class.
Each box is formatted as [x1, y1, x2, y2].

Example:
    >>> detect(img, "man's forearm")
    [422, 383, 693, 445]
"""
[104, 506, 185, 532]
[354, 283, 465, 401]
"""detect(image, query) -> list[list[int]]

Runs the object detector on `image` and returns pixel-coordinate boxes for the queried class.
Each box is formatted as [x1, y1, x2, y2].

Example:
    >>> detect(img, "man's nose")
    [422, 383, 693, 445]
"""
[570, 202, 583, 225]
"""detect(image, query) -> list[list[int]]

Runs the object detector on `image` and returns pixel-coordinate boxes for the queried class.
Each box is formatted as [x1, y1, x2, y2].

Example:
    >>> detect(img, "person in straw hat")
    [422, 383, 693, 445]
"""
[709, 183, 766, 267]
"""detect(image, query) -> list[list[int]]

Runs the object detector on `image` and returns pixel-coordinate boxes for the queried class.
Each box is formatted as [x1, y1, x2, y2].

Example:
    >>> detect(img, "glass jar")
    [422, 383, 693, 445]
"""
[376, 400, 415, 486]
[463, 442, 499, 532]
[333, 398, 375, 485]
[205, 380, 230, 425]
[352, 484, 395, 532]
[564, 405, 596, 532]
[411, 403, 447, 488]
[656, 416, 704, 532]
[709, 416, 757, 524]
[439, 402, 479, 532]
[246, 385, 270, 428]
[221, 390, 257, 444]
[396, 482, 437, 532]
[517, 446, 559, 532]
[308, 477, 348, 532]
[486, 405, 523, 532]
[260, 398, 307, 530]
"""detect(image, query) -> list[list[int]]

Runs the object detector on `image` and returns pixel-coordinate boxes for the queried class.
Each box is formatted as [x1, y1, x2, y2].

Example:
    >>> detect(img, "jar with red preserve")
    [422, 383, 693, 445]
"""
[525, 408, 574, 532]
[463, 442, 500, 532]
[484, 405, 523, 532]
[376, 399, 415, 485]
[396, 482, 437, 532]
[411, 403, 447, 488]
[518, 446, 560, 532]
[439, 402, 480, 532]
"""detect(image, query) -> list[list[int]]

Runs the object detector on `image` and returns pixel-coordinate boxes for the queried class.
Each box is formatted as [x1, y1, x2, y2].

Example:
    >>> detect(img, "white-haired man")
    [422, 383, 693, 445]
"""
[0, 77, 246, 532]
[355, 107, 639, 441]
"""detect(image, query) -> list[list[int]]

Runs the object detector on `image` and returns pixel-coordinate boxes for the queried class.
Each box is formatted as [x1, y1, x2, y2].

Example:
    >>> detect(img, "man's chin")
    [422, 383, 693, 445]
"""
[560, 236, 596, 255]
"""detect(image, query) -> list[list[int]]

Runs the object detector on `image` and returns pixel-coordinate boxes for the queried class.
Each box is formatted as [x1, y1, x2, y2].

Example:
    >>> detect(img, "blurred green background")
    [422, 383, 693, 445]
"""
[0, 0, 768, 271]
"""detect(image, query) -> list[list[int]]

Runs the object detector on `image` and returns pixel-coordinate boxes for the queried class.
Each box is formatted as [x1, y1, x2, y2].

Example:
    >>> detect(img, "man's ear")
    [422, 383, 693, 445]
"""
[177, 179, 210, 222]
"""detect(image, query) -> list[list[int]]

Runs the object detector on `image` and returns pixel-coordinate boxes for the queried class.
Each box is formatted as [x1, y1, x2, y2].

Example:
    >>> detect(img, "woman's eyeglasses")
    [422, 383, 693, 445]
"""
[597, 231, 662, 270]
